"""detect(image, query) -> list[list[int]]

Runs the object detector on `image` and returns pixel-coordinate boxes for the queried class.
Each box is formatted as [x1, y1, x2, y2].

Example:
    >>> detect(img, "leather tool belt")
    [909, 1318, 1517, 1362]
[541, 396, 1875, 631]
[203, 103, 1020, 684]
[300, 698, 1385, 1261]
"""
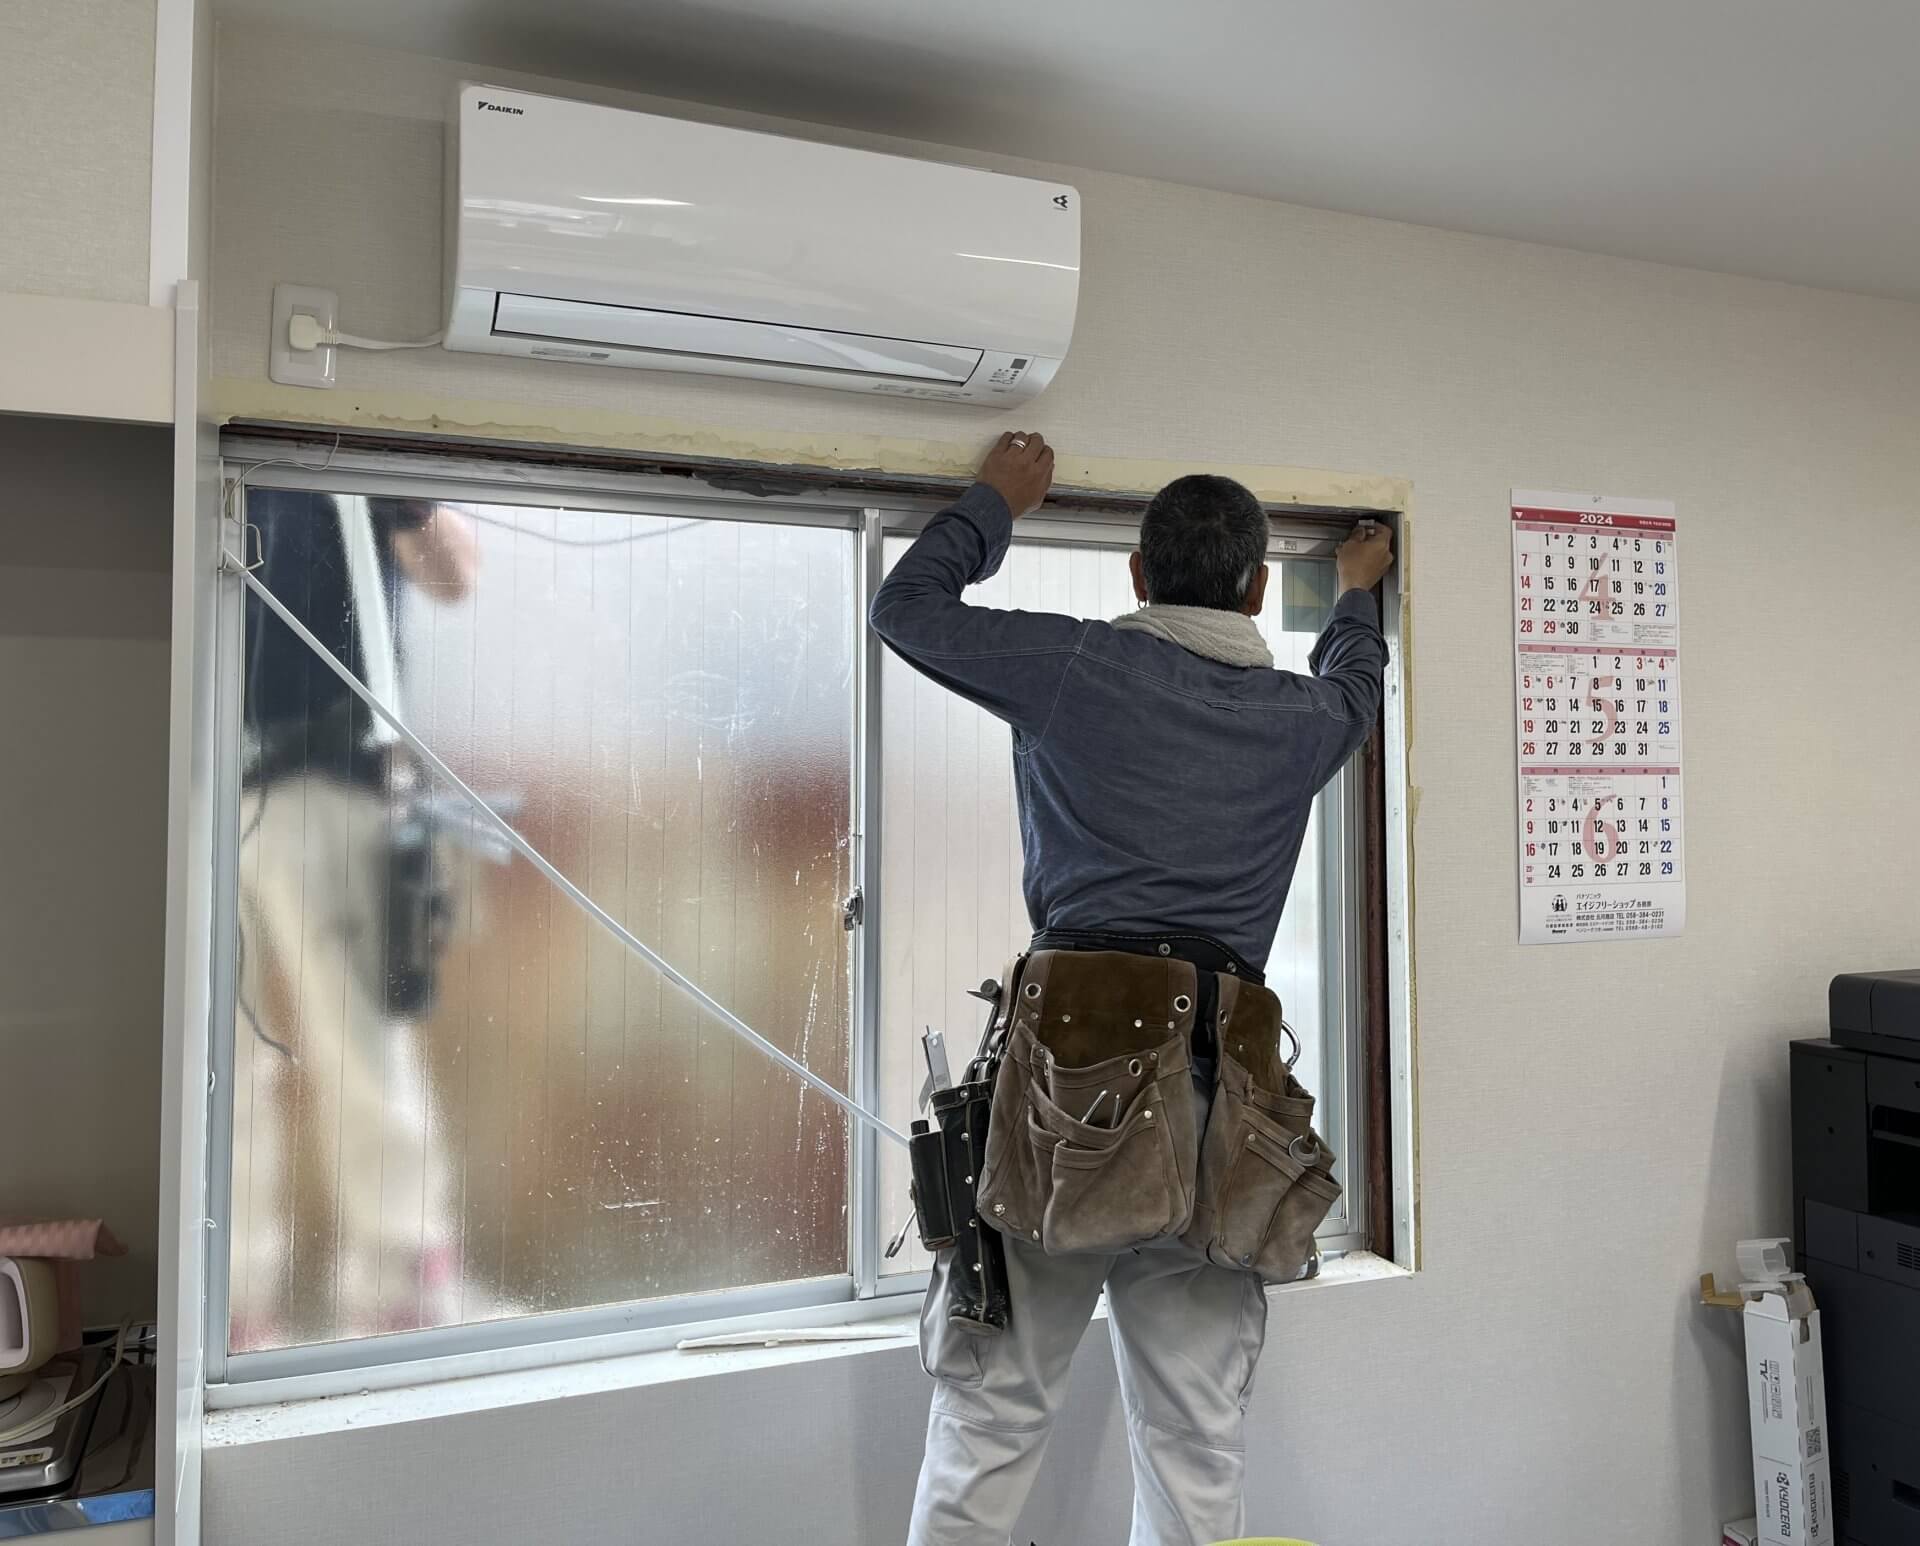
[972, 942, 1342, 1284]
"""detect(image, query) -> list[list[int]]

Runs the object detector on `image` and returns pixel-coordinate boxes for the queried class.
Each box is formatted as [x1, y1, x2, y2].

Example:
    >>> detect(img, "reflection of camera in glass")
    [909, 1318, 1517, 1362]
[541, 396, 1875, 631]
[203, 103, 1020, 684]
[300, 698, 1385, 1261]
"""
[247, 700, 517, 1025]
[384, 781, 450, 1018]
[379, 760, 517, 1019]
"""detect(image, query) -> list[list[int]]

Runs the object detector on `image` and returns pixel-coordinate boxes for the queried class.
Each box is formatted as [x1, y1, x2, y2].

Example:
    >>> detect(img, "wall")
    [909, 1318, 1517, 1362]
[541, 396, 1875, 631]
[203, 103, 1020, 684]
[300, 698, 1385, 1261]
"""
[202, 24, 1920, 1546]
[0, 0, 156, 304]
[0, 415, 173, 1326]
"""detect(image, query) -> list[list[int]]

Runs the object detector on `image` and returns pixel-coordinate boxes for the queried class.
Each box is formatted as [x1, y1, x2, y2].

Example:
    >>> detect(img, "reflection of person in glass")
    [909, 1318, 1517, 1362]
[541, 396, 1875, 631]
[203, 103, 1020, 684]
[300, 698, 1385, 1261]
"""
[245, 493, 476, 789]
[231, 491, 481, 1349]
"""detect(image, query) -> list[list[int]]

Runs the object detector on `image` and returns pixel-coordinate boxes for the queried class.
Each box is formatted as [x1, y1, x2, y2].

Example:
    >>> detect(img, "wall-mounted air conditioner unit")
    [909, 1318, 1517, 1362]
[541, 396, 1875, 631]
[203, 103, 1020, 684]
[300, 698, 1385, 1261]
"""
[445, 85, 1080, 405]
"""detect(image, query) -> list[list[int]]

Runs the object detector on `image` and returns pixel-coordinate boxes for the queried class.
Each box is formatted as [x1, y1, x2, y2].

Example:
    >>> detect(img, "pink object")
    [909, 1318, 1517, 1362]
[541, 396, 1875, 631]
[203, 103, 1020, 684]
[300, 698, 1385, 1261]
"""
[0, 1220, 127, 1351]
[0, 1219, 127, 1260]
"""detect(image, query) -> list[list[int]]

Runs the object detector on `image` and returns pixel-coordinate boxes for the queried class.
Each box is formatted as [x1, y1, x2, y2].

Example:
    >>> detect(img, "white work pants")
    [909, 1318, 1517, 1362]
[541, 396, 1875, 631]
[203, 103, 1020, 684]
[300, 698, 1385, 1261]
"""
[907, 1231, 1270, 1546]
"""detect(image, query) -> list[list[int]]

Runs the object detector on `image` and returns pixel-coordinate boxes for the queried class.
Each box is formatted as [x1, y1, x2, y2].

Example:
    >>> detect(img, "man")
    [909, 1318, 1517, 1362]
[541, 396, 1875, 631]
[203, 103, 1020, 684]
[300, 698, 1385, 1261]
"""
[870, 431, 1393, 1546]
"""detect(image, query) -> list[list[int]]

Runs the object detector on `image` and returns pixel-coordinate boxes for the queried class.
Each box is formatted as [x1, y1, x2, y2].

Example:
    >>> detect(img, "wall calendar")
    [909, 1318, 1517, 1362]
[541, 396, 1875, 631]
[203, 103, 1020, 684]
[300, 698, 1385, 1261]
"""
[1512, 489, 1685, 944]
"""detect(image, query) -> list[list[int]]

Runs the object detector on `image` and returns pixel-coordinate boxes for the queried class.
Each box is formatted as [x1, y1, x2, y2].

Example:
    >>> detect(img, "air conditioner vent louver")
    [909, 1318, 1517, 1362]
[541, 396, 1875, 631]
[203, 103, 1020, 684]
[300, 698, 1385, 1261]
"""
[445, 83, 1078, 404]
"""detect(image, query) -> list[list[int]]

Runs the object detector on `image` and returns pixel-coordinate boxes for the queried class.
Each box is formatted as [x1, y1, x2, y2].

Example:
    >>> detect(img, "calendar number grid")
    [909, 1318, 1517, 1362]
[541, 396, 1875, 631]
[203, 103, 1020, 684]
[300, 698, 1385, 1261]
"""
[1511, 496, 1686, 942]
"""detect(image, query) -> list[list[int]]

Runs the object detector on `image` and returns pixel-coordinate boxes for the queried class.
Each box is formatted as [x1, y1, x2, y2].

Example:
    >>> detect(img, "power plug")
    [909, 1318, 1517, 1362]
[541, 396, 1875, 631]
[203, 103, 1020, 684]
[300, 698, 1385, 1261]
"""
[270, 284, 339, 388]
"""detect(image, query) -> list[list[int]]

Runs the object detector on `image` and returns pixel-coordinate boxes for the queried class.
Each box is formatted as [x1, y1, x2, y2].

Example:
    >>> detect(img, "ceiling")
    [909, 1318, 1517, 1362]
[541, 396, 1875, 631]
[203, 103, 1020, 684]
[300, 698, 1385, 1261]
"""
[222, 0, 1920, 302]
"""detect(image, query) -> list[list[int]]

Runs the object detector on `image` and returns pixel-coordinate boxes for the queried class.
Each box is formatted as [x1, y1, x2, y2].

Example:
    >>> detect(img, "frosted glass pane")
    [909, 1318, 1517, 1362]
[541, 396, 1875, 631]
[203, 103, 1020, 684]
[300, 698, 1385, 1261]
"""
[877, 536, 1341, 1276]
[229, 493, 855, 1352]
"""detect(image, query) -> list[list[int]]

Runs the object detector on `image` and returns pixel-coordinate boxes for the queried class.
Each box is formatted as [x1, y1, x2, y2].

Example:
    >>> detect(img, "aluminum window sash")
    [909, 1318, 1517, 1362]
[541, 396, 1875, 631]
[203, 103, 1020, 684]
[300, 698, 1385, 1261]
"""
[221, 1273, 858, 1387]
[220, 434, 889, 520]
[865, 513, 1356, 1240]
[850, 509, 887, 1298]
[878, 507, 1343, 557]
[222, 435, 1352, 555]
[210, 1268, 931, 1408]
[1314, 754, 1368, 1240]
[1377, 552, 1417, 1268]
[208, 472, 885, 1383]
[199, 477, 249, 1388]
[1342, 751, 1370, 1242]
[232, 460, 862, 534]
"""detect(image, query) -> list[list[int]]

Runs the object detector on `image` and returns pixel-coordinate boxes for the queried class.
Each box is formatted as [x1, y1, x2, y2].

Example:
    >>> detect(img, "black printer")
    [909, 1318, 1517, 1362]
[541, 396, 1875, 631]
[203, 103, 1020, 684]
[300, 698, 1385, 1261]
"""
[1793, 971, 1920, 1545]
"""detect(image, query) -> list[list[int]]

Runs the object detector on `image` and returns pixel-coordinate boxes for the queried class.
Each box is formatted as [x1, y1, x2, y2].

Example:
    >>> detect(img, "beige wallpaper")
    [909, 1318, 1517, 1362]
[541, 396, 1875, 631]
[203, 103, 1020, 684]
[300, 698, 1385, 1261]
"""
[206, 24, 1920, 1546]
[0, 0, 155, 305]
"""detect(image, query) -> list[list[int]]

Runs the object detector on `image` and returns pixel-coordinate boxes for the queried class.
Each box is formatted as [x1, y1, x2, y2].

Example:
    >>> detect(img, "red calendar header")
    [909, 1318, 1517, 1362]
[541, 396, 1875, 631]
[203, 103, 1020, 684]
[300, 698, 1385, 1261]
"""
[1512, 506, 1677, 534]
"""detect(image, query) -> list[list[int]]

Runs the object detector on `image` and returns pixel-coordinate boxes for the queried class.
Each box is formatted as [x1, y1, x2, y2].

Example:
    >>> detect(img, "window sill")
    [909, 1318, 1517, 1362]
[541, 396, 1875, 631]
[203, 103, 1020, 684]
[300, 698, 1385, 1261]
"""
[203, 1251, 1410, 1448]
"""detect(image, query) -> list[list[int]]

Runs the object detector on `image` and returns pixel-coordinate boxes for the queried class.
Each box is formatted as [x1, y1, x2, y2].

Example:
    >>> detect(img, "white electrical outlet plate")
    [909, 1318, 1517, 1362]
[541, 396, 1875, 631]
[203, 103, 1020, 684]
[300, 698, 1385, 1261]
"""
[270, 283, 338, 388]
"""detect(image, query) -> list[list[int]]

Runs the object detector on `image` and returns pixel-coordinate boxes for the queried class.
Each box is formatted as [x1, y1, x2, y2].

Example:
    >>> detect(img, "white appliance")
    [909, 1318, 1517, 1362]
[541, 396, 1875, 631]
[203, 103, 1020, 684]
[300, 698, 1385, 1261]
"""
[0, 1258, 56, 1402]
[444, 84, 1080, 403]
[0, 1257, 93, 1497]
[0, 1351, 105, 1497]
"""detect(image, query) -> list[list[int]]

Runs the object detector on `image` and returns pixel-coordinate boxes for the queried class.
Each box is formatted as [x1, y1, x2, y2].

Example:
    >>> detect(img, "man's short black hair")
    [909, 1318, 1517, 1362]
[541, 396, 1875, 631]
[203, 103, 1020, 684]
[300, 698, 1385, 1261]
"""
[367, 496, 438, 532]
[1137, 474, 1268, 610]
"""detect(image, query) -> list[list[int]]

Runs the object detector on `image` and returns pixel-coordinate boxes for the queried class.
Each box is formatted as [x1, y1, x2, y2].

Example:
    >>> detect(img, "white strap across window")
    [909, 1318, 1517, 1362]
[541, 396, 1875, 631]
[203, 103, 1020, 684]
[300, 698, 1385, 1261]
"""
[335, 496, 401, 744]
[226, 547, 910, 1149]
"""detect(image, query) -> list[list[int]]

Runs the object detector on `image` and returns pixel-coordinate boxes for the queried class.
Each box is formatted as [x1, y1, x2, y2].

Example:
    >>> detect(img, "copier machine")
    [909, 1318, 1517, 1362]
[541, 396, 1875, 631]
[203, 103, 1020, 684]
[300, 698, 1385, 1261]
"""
[1794, 971, 1920, 1545]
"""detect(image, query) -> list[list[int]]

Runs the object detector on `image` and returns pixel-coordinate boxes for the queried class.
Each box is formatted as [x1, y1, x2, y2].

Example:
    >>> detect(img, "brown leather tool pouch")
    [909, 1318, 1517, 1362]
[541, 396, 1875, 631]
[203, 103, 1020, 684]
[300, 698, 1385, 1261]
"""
[975, 949, 1201, 1255]
[1181, 975, 1341, 1282]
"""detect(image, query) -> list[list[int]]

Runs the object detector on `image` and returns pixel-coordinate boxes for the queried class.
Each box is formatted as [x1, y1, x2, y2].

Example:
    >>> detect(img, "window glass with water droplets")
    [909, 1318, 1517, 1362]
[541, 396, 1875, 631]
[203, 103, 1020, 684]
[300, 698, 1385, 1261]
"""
[228, 490, 855, 1351]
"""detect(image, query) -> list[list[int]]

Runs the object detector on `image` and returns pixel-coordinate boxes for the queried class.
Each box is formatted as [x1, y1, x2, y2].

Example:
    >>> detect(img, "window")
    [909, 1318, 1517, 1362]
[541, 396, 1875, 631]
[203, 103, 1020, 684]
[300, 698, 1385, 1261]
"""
[208, 446, 1400, 1381]
[872, 528, 1364, 1279]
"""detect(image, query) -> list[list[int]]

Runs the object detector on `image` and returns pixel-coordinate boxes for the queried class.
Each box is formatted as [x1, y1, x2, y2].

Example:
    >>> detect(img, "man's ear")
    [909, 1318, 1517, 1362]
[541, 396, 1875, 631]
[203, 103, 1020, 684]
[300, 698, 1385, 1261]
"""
[1243, 564, 1270, 618]
[1129, 550, 1149, 605]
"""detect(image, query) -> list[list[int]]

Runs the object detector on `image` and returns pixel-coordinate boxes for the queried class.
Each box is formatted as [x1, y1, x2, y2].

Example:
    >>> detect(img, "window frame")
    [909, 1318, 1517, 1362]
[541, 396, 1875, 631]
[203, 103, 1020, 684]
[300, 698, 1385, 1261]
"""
[205, 434, 1410, 1394]
[860, 508, 1371, 1290]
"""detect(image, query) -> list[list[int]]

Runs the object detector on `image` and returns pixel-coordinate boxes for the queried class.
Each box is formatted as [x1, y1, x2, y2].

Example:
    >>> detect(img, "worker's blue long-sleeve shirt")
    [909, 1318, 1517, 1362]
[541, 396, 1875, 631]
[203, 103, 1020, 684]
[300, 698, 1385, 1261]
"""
[869, 483, 1387, 971]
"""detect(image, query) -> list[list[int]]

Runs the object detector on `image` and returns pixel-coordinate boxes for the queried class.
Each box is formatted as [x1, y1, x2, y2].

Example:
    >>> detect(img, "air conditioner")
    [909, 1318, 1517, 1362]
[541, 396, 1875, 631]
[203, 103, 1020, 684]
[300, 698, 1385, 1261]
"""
[445, 84, 1080, 404]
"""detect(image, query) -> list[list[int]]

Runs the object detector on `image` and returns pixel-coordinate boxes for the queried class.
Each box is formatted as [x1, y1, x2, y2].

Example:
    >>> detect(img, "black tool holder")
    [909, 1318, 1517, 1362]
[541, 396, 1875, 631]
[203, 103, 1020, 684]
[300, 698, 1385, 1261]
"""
[905, 972, 1017, 1333]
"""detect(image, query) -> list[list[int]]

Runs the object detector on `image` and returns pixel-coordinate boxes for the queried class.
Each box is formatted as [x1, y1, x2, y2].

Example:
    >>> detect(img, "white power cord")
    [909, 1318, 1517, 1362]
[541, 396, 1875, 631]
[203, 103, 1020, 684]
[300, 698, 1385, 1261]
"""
[0, 1318, 134, 1446]
[288, 314, 444, 353]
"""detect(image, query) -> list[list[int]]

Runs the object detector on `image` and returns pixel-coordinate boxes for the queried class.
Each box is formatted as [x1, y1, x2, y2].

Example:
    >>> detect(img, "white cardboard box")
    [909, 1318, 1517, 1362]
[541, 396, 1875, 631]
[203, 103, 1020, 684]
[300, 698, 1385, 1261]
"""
[1743, 1281, 1833, 1546]
[1723, 1521, 1758, 1546]
[1745, 1286, 1828, 1466]
[1756, 1457, 1832, 1546]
